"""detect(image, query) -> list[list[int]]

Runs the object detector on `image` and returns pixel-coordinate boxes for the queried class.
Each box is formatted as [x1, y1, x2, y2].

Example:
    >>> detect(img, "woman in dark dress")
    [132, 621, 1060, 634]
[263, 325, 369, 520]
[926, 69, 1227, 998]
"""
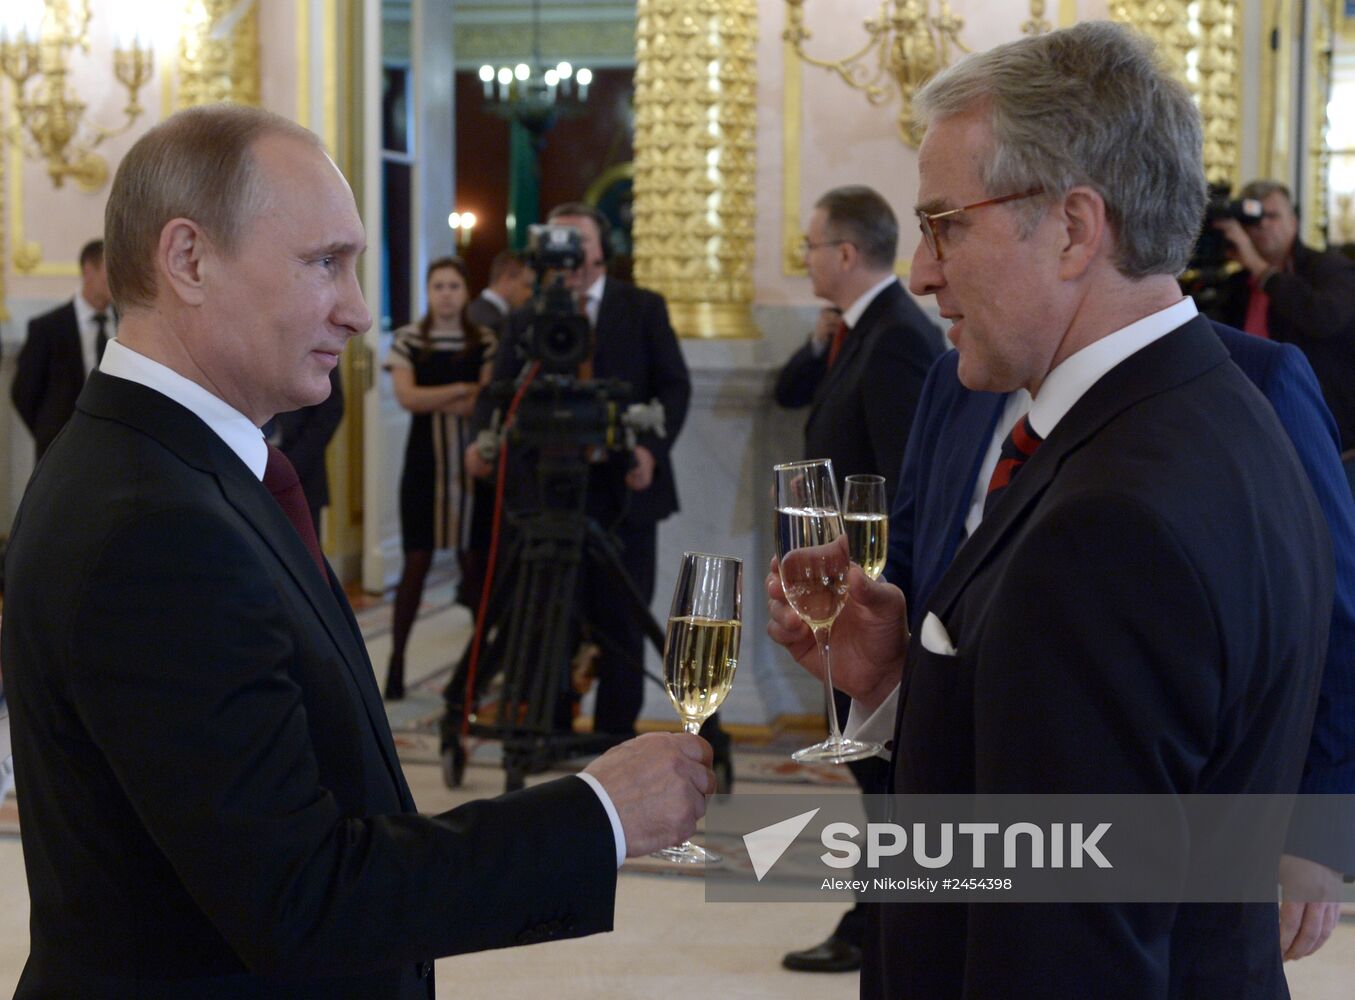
[383, 257, 495, 700]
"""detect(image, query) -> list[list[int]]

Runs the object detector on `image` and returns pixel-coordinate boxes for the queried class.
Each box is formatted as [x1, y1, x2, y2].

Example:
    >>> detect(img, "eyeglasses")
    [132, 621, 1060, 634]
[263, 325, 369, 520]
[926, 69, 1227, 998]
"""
[798, 237, 851, 258]
[915, 188, 1045, 262]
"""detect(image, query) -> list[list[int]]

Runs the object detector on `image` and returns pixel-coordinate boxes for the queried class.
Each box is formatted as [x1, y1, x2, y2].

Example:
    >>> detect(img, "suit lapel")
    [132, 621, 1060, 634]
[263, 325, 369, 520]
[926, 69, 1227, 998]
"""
[78, 374, 414, 807]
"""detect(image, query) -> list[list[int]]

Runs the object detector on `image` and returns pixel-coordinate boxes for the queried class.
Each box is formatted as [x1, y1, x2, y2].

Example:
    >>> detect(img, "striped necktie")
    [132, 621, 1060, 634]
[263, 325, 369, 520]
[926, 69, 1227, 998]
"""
[984, 414, 1043, 517]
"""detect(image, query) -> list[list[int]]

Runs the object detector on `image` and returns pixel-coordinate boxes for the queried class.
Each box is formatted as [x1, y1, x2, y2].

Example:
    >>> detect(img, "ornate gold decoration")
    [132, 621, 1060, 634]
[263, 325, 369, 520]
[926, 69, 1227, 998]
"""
[0, 1, 153, 192]
[177, 0, 260, 109]
[1110, 0, 1241, 188]
[632, 0, 758, 339]
[457, 22, 638, 68]
[1023, 1, 1052, 36]
[783, 0, 969, 148]
[1335, 189, 1354, 246]
[1303, 0, 1337, 248]
[0, 96, 7, 322]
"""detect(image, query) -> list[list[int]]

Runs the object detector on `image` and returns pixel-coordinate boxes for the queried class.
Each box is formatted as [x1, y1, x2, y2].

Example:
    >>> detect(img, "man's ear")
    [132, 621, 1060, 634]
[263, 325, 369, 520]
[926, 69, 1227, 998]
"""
[1057, 186, 1107, 280]
[158, 218, 208, 307]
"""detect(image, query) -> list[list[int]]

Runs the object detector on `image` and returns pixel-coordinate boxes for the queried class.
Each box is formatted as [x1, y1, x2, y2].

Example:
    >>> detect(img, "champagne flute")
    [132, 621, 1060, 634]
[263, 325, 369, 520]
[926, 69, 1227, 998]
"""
[843, 474, 888, 580]
[774, 460, 882, 763]
[651, 551, 743, 864]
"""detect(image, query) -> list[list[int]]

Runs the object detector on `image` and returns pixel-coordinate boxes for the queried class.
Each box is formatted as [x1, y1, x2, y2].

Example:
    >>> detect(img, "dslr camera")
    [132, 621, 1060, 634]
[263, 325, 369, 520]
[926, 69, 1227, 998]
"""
[521, 223, 592, 374]
[1182, 183, 1265, 308]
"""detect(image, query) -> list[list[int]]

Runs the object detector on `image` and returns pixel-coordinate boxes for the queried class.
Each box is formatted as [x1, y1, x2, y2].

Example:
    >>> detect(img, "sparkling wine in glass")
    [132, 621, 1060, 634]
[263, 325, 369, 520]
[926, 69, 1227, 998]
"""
[774, 460, 882, 764]
[651, 551, 742, 864]
[843, 474, 888, 580]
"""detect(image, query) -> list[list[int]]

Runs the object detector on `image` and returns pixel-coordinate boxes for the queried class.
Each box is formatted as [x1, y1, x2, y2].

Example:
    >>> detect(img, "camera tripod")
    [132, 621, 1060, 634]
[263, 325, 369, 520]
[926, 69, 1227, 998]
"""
[439, 452, 731, 793]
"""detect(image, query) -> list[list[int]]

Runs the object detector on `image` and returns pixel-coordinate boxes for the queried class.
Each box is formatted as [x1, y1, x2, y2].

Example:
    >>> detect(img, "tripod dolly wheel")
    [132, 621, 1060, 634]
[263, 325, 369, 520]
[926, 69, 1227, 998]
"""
[441, 739, 467, 789]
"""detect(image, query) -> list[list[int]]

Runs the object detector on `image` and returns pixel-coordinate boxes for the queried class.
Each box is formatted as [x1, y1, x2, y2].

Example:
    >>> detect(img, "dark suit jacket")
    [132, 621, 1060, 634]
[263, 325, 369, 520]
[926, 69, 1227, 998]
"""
[4, 372, 617, 999]
[1211, 241, 1355, 449]
[273, 368, 344, 512]
[11, 299, 86, 460]
[484, 277, 691, 525]
[869, 318, 1334, 999]
[889, 325, 1355, 811]
[774, 279, 942, 504]
[466, 293, 507, 334]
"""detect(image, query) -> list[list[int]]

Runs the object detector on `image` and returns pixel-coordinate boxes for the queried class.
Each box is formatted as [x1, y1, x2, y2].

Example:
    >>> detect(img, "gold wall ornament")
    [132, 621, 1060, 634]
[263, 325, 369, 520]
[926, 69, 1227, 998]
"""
[177, 0, 260, 109]
[1111, 0, 1241, 188]
[0, 1, 154, 192]
[783, 0, 969, 148]
[632, 0, 759, 339]
[1302, 0, 1337, 248]
[1023, 1, 1052, 36]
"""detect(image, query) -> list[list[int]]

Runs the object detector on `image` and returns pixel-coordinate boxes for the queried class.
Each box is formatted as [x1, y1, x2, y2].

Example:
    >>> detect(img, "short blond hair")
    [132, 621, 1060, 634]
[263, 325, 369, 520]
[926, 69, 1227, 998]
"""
[105, 104, 320, 310]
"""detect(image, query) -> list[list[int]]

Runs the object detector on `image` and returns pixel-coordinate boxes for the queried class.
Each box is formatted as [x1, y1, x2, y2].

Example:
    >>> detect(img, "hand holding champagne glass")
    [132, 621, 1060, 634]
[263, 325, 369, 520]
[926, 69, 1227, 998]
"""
[652, 551, 742, 864]
[775, 460, 882, 763]
[843, 474, 888, 580]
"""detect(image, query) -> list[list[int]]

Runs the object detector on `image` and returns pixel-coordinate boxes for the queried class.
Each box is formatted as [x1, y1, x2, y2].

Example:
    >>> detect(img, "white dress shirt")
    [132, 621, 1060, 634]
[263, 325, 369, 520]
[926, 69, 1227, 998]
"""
[100, 340, 630, 864]
[809, 274, 898, 357]
[846, 297, 1200, 746]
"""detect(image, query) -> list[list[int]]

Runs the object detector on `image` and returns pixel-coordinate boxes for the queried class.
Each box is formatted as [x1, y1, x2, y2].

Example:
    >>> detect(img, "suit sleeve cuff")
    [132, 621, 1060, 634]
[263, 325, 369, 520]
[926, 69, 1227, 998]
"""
[575, 772, 627, 867]
[844, 685, 899, 758]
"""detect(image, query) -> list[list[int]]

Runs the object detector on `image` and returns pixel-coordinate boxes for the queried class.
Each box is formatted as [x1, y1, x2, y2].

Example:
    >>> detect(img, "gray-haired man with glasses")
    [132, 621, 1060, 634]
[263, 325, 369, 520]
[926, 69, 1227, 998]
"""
[767, 21, 1336, 999]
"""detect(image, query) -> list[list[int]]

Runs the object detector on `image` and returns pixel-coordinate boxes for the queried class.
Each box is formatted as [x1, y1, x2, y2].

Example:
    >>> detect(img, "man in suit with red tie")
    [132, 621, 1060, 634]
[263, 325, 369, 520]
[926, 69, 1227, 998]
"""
[12, 239, 115, 461]
[774, 184, 942, 973]
[768, 23, 1334, 999]
[3, 105, 713, 999]
[775, 185, 943, 508]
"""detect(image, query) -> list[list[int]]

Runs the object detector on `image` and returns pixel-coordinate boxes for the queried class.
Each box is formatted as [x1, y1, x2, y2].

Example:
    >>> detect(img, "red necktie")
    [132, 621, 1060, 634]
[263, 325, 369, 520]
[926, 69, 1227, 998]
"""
[984, 414, 1044, 516]
[263, 444, 326, 578]
[827, 318, 849, 368]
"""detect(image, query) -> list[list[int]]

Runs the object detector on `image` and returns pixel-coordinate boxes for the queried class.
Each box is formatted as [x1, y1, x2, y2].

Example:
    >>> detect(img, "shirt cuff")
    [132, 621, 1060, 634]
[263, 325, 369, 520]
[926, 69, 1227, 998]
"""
[843, 685, 899, 758]
[575, 772, 627, 868]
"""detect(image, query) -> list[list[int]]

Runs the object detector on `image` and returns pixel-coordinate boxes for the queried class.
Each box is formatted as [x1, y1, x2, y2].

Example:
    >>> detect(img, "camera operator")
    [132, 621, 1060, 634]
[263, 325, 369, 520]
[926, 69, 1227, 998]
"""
[467, 202, 691, 741]
[1210, 179, 1355, 449]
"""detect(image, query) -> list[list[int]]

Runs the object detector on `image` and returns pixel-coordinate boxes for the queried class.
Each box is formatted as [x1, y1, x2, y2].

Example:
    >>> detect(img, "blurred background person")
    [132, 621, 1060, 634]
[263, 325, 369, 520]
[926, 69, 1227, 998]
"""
[383, 256, 495, 701]
[12, 239, 115, 463]
[263, 368, 344, 537]
[1209, 180, 1355, 450]
[467, 249, 534, 333]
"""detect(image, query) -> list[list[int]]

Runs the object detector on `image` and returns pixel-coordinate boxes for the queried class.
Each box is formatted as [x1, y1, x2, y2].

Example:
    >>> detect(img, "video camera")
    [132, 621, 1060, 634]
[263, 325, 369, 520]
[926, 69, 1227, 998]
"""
[473, 222, 666, 471]
[521, 223, 593, 374]
[1181, 184, 1265, 310]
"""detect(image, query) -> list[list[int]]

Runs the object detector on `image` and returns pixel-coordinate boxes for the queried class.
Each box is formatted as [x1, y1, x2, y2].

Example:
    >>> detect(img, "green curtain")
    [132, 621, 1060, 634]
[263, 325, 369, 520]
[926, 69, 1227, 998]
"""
[507, 120, 540, 250]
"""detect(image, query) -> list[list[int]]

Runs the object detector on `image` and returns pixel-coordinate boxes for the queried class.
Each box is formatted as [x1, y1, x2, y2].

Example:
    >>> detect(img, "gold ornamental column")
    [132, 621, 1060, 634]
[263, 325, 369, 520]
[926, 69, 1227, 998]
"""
[633, 0, 759, 339]
[177, 0, 261, 109]
[1111, 0, 1241, 187]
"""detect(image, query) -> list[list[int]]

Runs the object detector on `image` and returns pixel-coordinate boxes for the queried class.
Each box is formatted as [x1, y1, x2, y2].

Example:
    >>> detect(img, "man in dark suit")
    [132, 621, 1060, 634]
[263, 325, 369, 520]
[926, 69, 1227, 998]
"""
[267, 367, 345, 536]
[768, 23, 1334, 998]
[887, 327, 1355, 963]
[775, 184, 941, 973]
[775, 185, 942, 505]
[12, 238, 115, 461]
[471, 202, 691, 739]
[1207, 180, 1355, 449]
[3, 104, 713, 999]
[466, 249, 533, 333]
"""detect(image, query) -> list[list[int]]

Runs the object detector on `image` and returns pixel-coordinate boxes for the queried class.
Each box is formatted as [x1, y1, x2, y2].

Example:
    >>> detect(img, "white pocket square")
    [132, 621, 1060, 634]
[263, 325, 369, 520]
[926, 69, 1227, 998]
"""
[920, 611, 958, 656]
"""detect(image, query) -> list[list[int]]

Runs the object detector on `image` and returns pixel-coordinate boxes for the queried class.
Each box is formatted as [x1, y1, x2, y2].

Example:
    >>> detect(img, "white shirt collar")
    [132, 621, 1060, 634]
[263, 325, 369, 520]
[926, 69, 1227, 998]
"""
[98, 340, 269, 481]
[73, 293, 103, 327]
[480, 288, 509, 314]
[1027, 297, 1198, 440]
[585, 274, 606, 305]
[841, 274, 897, 330]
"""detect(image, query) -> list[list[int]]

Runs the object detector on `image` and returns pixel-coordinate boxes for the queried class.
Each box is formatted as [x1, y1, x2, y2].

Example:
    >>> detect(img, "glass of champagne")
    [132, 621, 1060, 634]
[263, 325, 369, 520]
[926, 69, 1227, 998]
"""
[843, 475, 889, 580]
[774, 460, 883, 763]
[651, 551, 743, 864]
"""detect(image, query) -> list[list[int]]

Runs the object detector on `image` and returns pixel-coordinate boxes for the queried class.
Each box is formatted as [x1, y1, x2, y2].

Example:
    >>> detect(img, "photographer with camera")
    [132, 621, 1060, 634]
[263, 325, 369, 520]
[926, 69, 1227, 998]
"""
[1209, 179, 1355, 449]
[467, 202, 691, 741]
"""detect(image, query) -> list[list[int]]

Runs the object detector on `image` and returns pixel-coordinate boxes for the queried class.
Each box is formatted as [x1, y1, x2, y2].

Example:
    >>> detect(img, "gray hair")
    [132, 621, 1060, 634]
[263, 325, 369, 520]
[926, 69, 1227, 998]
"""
[914, 20, 1205, 278]
[106, 105, 320, 310]
[815, 185, 899, 270]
